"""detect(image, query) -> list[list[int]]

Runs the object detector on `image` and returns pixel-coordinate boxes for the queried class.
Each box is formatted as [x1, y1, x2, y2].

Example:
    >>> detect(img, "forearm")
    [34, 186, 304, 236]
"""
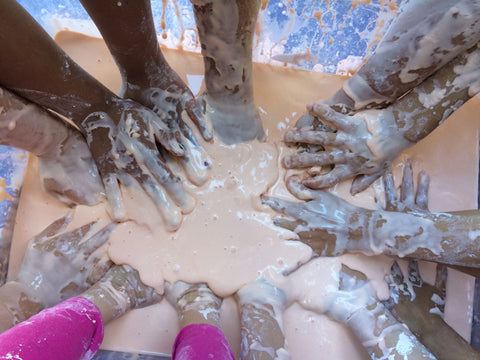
[236, 280, 289, 360]
[0, 297, 104, 360]
[176, 285, 222, 329]
[0, 0, 116, 124]
[192, 0, 260, 103]
[367, 210, 480, 267]
[350, 42, 480, 166]
[80, 265, 161, 325]
[0, 87, 75, 157]
[345, 303, 436, 359]
[331, 0, 480, 111]
[78, 0, 164, 83]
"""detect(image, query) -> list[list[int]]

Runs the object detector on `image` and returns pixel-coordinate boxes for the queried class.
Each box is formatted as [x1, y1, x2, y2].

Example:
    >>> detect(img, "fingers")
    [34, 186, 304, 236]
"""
[338, 264, 368, 291]
[388, 261, 405, 286]
[284, 129, 341, 147]
[85, 257, 113, 286]
[102, 173, 126, 221]
[407, 260, 422, 288]
[302, 164, 353, 189]
[283, 150, 355, 169]
[261, 195, 307, 219]
[133, 174, 183, 231]
[33, 215, 73, 243]
[350, 172, 381, 195]
[137, 147, 195, 215]
[175, 139, 211, 187]
[294, 113, 316, 129]
[307, 102, 355, 132]
[80, 222, 117, 256]
[434, 264, 447, 311]
[285, 176, 315, 200]
[272, 218, 304, 231]
[185, 97, 213, 141]
[149, 117, 185, 156]
[41, 220, 97, 256]
[382, 170, 398, 211]
[415, 170, 430, 210]
[400, 160, 415, 207]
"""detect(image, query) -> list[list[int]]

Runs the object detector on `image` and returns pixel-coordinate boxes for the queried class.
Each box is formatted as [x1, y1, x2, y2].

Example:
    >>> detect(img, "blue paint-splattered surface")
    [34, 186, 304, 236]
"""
[17, 0, 401, 73]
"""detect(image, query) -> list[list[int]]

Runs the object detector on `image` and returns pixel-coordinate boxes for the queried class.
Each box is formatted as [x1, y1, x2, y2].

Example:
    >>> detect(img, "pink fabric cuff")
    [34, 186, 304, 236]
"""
[0, 296, 104, 360]
[172, 323, 235, 360]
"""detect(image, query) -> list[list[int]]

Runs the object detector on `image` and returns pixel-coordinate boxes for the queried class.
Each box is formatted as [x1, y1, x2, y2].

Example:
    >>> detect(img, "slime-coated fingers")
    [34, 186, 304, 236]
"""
[284, 129, 339, 146]
[308, 102, 355, 132]
[350, 173, 381, 195]
[400, 161, 415, 206]
[382, 170, 398, 211]
[415, 171, 430, 210]
[283, 150, 354, 169]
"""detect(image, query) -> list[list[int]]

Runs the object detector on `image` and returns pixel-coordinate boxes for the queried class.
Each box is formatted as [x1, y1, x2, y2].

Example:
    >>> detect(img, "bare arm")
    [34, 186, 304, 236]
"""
[298, 264, 437, 359]
[285, 42, 480, 194]
[81, 265, 161, 325]
[236, 279, 290, 360]
[191, 0, 264, 144]
[329, 0, 480, 111]
[0, 87, 103, 206]
[263, 167, 480, 268]
[79, 0, 212, 142]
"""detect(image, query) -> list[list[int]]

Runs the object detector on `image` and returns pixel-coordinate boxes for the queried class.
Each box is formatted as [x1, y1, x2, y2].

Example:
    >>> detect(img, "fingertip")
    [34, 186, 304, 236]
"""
[171, 141, 186, 156]
[284, 130, 296, 143]
[302, 178, 321, 189]
[282, 155, 293, 168]
[308, 102, 329, 117]
[260, 194, 273, 205]
[202, 128, 213, 141]
[180, 193, 196, 215]
[103, 175, 126, 221]
[418, 170, 430, 185]
[287, 176, 315, 200]
[350, 174, 376, 195]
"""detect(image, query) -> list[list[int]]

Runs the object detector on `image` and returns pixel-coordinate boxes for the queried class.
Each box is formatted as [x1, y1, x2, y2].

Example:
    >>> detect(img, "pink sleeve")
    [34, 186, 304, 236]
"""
[0, 296, 104, 360]
[172, 323, 235, 360]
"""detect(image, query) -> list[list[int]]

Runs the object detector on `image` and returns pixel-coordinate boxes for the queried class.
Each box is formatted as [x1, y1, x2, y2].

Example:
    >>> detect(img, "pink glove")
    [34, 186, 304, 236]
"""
[0, 297, 103, 360]
[172, 324, 235, 360]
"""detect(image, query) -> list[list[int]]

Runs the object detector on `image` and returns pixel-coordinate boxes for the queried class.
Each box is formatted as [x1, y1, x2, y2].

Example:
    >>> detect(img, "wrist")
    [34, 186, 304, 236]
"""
[342, 75, 392, 110]
[80, 280, 130, 325]
[0, 281, 43, 325]
[368, 210, 443, 258]
[359, 107, 414, 164]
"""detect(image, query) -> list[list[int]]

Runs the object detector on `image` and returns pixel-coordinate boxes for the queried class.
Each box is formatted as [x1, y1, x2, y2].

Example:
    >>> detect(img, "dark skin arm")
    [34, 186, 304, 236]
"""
[78, 0, 212, 142]
[191, 0, 264, 144]
[0, 0, 197, 226]
[0, 87, 103, 206]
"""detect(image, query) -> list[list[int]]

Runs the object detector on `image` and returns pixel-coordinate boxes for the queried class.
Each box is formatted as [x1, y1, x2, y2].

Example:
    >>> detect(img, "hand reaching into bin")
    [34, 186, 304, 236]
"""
[0, 0, 208, 228]
[0, 215, 160, 360]
[286, 0, 480, 193]
[264, 160, 480, 268]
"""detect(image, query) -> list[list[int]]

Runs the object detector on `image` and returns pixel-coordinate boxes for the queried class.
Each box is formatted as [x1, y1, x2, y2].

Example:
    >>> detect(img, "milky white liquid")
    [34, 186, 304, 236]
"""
[6, 32, 480, 358]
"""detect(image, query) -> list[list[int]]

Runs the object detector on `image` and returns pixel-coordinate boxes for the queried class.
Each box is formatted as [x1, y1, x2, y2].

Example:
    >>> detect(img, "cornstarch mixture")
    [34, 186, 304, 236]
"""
[6, 32, 480, 359]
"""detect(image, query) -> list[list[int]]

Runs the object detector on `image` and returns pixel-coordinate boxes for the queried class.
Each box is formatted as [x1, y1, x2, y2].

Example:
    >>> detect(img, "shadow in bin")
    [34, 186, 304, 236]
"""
[93, 350, 170, 360]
